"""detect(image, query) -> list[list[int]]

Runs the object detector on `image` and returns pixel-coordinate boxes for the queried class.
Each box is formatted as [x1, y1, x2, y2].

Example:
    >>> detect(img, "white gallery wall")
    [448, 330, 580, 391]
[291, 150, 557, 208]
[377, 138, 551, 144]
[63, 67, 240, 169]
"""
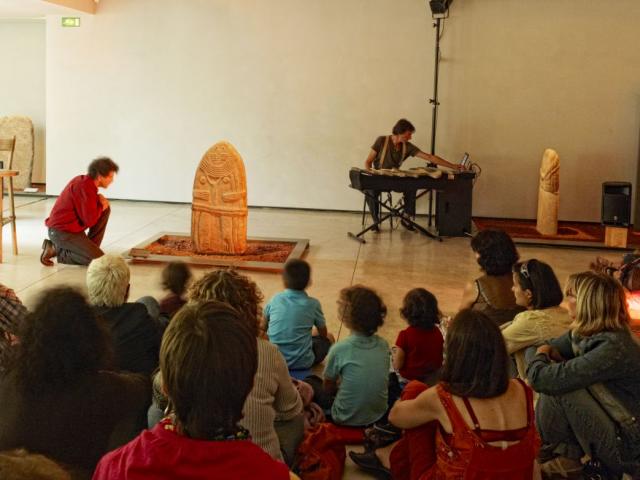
[45, 0, 640, 221]
[0, 19, 46, 183]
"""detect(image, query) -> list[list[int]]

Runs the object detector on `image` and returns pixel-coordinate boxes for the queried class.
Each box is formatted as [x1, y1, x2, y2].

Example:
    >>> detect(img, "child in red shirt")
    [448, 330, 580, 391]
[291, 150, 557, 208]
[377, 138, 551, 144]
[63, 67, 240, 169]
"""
[93, 302, 291, 480]
[393, 288, 444, 385]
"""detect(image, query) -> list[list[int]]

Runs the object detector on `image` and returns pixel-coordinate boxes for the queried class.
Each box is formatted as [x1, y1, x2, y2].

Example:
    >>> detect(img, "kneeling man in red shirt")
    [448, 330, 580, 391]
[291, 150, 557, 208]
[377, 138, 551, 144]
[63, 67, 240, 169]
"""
[40, 157, 119, 266]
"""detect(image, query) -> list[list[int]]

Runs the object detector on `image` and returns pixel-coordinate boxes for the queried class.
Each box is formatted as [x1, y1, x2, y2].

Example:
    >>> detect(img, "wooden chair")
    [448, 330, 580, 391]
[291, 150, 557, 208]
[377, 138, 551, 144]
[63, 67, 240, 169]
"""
[0, 136, 19, 262]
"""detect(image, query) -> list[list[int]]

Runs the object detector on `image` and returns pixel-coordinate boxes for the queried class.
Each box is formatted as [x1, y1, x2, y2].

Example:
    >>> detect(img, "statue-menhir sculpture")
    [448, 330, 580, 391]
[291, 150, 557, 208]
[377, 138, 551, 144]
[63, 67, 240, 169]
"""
[191, 141, 248, 254]
[536, 148, 560, 236]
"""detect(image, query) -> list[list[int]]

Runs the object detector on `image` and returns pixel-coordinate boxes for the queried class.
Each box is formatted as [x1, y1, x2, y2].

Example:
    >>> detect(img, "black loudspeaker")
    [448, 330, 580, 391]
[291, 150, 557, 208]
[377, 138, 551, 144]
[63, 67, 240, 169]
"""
[602, 182, 631, 226]
[429, 0, 452, 15]
[436, 173, 473, 236]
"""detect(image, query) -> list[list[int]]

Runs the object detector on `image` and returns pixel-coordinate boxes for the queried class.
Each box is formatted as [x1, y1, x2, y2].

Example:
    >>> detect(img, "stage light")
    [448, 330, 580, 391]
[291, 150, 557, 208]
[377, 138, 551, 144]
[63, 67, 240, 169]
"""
[429, 0, 452, 15]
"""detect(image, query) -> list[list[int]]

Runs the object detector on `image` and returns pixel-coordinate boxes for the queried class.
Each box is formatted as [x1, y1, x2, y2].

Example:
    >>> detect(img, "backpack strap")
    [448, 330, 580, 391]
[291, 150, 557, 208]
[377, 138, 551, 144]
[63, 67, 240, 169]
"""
[377, 135, 390, 169]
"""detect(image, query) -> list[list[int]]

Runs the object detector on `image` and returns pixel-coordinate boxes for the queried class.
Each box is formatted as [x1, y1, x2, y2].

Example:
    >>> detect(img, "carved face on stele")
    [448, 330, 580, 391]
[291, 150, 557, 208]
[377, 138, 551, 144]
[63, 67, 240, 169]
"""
[96, 170, 116, 189]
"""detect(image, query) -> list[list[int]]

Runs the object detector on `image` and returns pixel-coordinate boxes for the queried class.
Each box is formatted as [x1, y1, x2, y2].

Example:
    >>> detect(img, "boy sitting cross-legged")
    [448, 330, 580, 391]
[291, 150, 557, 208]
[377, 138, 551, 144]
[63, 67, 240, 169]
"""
[264, 259, 334, 372]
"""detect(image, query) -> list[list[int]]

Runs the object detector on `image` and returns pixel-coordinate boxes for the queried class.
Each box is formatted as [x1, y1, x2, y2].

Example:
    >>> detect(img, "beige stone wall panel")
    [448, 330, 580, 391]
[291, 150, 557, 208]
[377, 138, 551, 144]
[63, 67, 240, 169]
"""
[0, 116, 34, 190]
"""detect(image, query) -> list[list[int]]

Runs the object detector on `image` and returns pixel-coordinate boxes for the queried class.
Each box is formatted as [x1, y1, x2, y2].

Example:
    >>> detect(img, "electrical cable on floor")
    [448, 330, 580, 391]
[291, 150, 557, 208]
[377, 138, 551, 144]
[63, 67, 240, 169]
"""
[336, 232, 365, 341]
[3, 195, 48, 212]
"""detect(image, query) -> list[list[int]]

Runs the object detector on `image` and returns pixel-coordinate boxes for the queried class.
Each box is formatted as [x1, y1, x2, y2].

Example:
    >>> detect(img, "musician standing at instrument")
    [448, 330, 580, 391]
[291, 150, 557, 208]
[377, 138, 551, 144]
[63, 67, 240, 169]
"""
[364, 118, 462, 231]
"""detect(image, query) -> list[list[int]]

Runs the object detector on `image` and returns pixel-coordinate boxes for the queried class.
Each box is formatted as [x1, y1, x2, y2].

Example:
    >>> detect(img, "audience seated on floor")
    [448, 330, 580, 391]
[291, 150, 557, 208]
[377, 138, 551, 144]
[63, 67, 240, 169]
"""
[150, 269, 304, 465]
[157, 260, 192, 323]
[93, 301, 298, 480]
[501, 259, 571, 380]
[527, 271, 640, 478]
[323, 285, 389, 427]
[87, 254, 162, 375]
[460, 229, 525, 325]
[0, 287, 150, 479]
[392, 287, 444, 386]
[351, 309, 540, 479]
[0, 283, 28, 373]
[264, 259, 333, 375]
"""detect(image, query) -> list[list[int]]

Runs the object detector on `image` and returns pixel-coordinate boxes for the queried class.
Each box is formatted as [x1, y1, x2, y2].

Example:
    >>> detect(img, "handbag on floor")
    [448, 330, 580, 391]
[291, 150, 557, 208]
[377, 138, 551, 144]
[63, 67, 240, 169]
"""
[587, 382, 640, 477]
[294, 422, 365, 480]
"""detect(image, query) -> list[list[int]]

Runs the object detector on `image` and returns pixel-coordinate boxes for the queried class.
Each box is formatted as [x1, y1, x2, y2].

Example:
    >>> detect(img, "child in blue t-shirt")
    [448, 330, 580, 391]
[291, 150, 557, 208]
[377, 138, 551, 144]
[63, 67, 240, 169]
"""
[323, 285, 389, 426]
[264, 259, 333, 372]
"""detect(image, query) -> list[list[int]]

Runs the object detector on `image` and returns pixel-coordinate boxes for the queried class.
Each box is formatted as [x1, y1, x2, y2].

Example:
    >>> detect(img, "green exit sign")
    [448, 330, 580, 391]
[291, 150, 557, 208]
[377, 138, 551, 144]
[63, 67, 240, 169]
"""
[61, 17, 81, 27]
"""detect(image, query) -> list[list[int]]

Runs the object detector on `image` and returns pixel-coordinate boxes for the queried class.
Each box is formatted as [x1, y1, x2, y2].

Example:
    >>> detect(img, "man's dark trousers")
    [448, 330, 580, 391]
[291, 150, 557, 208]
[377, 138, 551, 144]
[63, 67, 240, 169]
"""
[48, 207, 110, 266]
[366, 190, 417, 225]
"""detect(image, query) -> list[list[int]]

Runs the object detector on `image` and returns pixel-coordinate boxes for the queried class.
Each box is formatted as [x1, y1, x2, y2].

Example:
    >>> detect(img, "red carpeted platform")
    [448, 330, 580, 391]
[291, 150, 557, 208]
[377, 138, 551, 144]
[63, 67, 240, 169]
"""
[473, 218, 640, 250]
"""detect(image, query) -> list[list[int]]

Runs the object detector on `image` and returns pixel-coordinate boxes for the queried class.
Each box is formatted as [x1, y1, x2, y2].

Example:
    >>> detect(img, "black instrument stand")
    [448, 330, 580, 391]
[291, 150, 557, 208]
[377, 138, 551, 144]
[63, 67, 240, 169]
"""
[348, 190, 442, 244]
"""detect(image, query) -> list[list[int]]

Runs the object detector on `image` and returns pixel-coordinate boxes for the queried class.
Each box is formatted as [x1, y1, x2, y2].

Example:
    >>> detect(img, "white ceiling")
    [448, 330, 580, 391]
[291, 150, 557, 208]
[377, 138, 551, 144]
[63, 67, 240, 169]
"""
[0, 0, 77, 18]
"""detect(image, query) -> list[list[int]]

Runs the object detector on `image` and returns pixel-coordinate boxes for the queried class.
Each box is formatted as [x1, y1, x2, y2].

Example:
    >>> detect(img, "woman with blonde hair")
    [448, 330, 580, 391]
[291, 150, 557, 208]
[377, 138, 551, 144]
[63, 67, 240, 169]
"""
[528, 271, 640, 478]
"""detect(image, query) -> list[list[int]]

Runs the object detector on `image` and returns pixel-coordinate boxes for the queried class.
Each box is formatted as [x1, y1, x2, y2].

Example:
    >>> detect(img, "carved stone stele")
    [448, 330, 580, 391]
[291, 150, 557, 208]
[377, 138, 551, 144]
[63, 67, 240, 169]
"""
[536, 148, 560, 236]
[191, 141, 248, 254]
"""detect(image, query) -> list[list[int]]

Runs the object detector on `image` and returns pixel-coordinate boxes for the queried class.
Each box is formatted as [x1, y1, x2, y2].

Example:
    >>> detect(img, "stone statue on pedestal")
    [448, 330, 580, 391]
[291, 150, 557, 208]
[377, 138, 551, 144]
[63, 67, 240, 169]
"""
[536, 148, 560, 236]
[191, 141, 248, 254]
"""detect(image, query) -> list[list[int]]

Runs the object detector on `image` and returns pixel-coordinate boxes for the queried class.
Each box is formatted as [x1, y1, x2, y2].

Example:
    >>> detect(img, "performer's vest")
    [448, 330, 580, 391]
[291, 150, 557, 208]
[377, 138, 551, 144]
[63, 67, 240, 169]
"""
[377, 135, 406, 169]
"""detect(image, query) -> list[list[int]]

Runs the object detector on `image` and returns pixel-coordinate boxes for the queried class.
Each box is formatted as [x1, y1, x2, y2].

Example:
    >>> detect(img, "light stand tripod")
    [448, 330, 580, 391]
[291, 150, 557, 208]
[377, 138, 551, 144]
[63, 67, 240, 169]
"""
[427, 5, 449, 227]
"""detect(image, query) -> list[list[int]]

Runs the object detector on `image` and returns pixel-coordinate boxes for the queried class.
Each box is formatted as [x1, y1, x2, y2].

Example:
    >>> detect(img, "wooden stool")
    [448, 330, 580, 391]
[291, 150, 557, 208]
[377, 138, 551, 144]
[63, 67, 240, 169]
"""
[0, 136, 19, 263]
[604, 226, 628, 248]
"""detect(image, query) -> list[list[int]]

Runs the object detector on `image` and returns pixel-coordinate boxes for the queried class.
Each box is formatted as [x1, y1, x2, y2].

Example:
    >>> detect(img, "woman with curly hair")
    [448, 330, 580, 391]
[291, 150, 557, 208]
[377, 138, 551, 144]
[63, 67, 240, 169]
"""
[150, 269, 303, 465]
[459, 229, 525, 325]
[0, 287, 149, 477]
[323, 285, 390, 426]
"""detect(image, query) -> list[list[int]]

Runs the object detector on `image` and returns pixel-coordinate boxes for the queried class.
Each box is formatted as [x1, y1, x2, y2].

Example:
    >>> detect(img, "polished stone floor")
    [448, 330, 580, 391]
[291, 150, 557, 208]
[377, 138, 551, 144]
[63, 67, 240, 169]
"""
[0, 195, 619, 478]
[4, 195, 614, 332]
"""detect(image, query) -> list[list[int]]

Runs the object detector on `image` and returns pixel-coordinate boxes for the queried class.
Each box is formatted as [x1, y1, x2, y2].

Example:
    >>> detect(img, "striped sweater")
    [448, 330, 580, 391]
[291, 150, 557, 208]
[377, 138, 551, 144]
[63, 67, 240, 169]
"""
[241, 338, 303, 461]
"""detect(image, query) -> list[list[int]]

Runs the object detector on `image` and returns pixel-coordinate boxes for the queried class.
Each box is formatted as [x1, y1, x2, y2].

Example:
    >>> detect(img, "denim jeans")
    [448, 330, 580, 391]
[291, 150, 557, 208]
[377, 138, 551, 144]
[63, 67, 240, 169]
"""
[536, 388, 628, 476]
